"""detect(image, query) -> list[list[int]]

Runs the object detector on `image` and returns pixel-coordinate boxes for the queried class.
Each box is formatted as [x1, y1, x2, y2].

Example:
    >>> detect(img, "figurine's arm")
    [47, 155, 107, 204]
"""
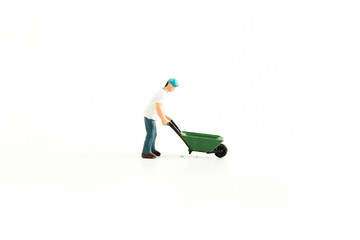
[155, 103, 169, 125]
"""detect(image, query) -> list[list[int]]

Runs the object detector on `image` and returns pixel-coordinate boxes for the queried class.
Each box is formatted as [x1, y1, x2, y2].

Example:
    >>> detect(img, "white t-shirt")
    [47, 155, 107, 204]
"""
[144, 88, 167, 120]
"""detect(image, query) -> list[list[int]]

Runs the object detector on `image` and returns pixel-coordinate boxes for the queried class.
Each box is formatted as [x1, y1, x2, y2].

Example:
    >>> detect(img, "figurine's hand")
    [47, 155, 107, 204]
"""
[162, 119, 169, 126]
[166, 115, 171, 121]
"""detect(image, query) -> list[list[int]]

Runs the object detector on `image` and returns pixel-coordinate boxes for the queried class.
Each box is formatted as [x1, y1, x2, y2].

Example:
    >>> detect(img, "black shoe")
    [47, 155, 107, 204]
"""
[152, 150, 161, 156]
[141, 153, 156, 159]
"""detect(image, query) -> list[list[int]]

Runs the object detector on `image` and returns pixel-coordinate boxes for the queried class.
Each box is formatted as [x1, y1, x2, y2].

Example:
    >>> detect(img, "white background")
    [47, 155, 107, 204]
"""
[1, 0, 359, 239]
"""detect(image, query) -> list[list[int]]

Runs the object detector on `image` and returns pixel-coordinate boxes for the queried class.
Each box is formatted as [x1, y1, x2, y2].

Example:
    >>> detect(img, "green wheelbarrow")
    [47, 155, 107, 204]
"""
[167, 120, 227, 158]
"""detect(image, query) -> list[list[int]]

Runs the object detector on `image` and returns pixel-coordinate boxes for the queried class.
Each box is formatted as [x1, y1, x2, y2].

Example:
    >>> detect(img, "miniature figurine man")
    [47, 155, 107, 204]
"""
[142, 78, 179, 159]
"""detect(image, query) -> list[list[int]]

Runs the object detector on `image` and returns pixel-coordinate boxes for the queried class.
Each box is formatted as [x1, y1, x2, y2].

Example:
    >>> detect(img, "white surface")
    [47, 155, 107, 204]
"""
[0, 150, 358, 240]
[1, 0, 360, 239]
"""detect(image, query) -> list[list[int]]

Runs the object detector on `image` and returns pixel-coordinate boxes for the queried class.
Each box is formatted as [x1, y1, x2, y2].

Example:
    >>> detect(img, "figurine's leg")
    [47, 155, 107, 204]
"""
[151, 122, 157, 153]
[142, 117, 155, 154]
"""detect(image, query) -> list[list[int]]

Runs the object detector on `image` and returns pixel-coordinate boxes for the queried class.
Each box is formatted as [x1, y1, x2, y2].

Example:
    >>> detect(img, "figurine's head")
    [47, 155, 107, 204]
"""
[164, 78, 179, 92]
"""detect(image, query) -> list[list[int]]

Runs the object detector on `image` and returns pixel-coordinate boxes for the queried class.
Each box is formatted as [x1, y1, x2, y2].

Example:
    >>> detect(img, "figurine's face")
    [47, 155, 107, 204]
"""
[168, 83, 176, 92]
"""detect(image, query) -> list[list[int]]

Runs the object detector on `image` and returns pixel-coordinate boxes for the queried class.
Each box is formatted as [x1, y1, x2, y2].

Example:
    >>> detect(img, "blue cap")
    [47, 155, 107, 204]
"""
[168, 78, 179, 87]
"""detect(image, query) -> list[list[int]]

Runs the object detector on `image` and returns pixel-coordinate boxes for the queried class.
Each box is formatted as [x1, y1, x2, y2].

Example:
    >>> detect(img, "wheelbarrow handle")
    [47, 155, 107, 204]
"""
[167, 120, 182, 137]
[170, 120, 181, 132]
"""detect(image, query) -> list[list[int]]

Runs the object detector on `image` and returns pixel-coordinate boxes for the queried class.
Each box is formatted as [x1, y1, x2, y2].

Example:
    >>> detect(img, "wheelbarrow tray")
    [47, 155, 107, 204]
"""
[168, 120, 227, 157]
[180, 131, 223, 153]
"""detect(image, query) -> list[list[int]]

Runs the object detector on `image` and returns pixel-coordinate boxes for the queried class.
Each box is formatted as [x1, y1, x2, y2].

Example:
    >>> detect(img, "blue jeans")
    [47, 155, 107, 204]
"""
[142, 117, 157, 154]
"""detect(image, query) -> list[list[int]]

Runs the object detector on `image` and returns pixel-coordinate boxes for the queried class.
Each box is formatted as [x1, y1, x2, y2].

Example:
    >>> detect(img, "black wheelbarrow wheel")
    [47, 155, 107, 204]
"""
[214, 144, 227, 158]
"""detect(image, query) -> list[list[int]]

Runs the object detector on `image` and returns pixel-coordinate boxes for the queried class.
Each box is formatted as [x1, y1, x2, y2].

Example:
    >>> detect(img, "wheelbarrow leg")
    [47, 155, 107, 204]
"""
[188, 149, 192, 154]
